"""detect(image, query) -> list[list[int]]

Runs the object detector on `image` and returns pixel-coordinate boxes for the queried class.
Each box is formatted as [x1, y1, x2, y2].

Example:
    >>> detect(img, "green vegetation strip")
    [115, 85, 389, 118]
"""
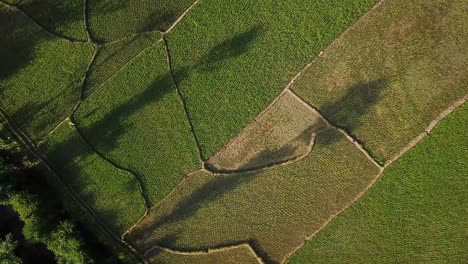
[146, 245, 261, 264]
[287, 103, 468, 263]
[291, 0, 468, 163]
[126, 128, 380, 263]
[88, 0, 196, 42]
[3, 0, 88, 41]
[167, 0, 380, 159]
[75, 42, 200, 205]
[84, 31, 162, 97]
[41, 122, 146, 234]
[0, 6, 94, 141]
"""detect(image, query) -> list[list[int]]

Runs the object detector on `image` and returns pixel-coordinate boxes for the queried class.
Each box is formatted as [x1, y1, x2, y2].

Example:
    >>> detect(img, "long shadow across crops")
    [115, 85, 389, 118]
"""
[131, 78, 387, 263]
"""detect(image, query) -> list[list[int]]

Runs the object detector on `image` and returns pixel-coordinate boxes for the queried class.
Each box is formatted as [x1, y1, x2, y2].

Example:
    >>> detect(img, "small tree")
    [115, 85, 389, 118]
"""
[0, 234, 22, 264]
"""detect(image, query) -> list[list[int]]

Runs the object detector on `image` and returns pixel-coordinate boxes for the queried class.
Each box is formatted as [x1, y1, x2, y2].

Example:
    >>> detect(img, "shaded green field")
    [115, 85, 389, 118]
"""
[0, 5, 94, 141]
[4, 0, 87, 41]
[75, 41, 200, 205]
[88, 0, 195, 42]
[84, 31, 162, 97]
[147, 245, 261, 264]
[291, 0, 468, 163]
[167, 0, 380, 159]
[126, 128, 380, 263]
[41, 122, 146, 234]
[288, 103, 468, 263]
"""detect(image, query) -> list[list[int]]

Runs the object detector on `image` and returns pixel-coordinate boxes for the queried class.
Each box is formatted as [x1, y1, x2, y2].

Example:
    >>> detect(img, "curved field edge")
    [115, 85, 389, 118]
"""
[287, 103, 468, 263]
[125, 128, 381, 263]
[40, 121, 146, 234]
[75, 41, 200, 206]
[167, 0, 381, 159]
[146, 244, 262, 264]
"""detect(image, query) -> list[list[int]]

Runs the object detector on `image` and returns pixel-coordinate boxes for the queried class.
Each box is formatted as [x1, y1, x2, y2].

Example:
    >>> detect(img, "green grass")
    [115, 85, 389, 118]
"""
[167, 0, 380, 159]
[291, 0, 468, 162]
[88, 0, 195, 42]
[75, 41, 200, 206]
[4, 0, 88, 41]
[84, 31, 162, 97]
[147, 245, 261, 264]
[41, 122, 146, 234]
[126, 128, 380, 263]
[287, 103, 468, 264]
[0, 6, 94, 141]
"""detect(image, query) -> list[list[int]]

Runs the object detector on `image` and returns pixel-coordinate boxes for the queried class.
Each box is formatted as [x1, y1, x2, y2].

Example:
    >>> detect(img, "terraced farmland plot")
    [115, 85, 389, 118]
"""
[125, 94, 381, 263]
[75, 41, 200, 206]
[167, 0, 380, 159]
[88, 0, 196, 42]
[0, 5, 94, 141]
[40, 122, 146, 234]
[288, 102, 468, 264]
[291, 0, 468, 163]
[3, 0, 87, 41]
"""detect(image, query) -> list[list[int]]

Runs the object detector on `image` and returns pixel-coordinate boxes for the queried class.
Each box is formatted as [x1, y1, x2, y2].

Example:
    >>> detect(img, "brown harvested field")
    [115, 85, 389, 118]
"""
[125, 128, 381, 263]
[146, 244, 261, 264]
[291, 0, 468, 163]
[206, 90, 327, 172]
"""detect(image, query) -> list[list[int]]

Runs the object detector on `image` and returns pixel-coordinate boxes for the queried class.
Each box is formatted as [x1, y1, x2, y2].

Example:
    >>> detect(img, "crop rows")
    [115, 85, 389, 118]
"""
[75, 42, 200, 206]
[126, 128, 380, 263]
[291, 0, 468, 163]
[0, 5, 94, 141]
[40, 122, 146, 234]
[84, 31, 162, 97]
[167, 0, 380, 159]
[288, 103, 468, 263]
[88, 0, 196, 42]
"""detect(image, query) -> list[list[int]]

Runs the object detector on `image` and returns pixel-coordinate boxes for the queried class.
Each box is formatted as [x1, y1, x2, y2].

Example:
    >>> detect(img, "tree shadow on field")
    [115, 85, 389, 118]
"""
[195, 25, 264, 72]
[318, 78, 388, 146]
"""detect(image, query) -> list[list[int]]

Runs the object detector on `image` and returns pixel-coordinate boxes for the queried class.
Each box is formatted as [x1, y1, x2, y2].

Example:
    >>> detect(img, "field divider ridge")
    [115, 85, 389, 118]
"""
[288, 89, 383, 169]
[84, 38, 164, 100]
[121, 168, 206, 240]
[0, 0, 88, 44]
[383, 94, 467, 168]
[143, 241, 265, 264]
[162, 35, 204, 164]
[83, 0, 98, 44]
[0, 105, 148, 264]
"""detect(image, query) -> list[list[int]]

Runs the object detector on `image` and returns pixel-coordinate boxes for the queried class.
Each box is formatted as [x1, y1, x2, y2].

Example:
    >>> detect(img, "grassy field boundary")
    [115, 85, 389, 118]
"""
[163, 35, 204, 164]
[0, 0, 87, 43]
[143, 242, 264, 264]
[0, 106, 147, 263]
[83, 39, 163, 100]
[283, 96, 467, 263]
[384, 94, 468, 167]
[83, 0, 95, 43]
